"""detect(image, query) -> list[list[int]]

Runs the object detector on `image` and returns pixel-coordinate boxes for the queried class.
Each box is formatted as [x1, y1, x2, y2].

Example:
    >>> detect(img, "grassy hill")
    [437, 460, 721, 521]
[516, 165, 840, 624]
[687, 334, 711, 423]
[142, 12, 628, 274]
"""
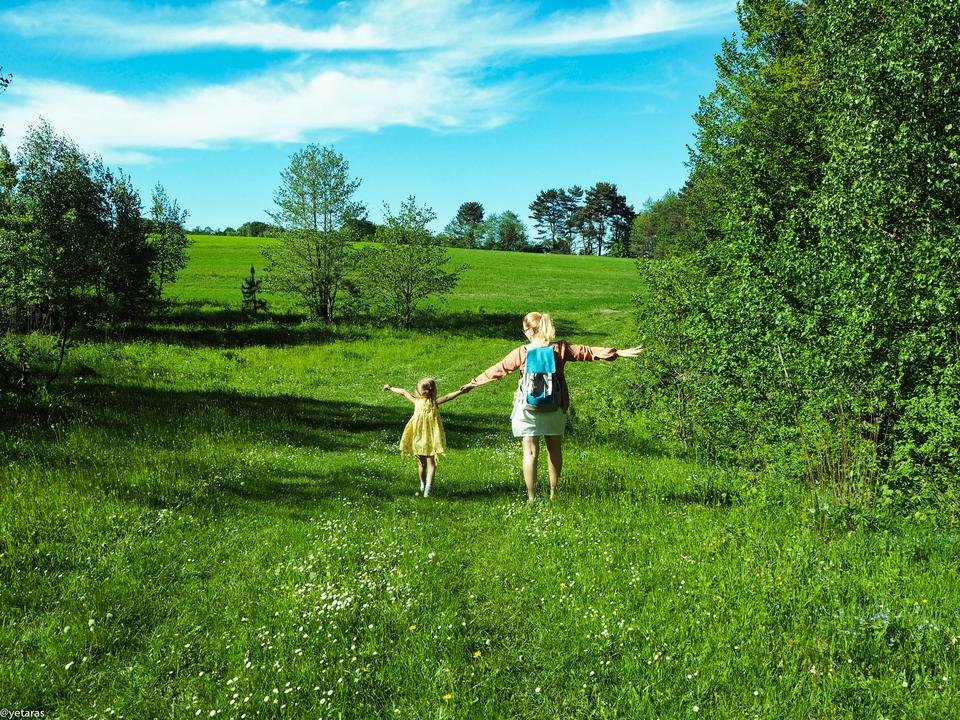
[1, 237, 957, 718]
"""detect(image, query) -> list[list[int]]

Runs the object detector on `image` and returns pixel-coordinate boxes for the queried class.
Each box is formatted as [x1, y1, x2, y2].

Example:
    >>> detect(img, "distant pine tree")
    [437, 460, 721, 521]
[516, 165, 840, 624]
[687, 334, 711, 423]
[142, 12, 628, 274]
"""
[241, 265, 267, 316]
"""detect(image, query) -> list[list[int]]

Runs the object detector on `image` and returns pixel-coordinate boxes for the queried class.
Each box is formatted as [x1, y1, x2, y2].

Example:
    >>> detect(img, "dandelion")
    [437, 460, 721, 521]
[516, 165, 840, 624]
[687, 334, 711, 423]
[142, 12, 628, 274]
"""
[473, 651, 482, 658]
[409, 625, 417, 631]
[442, 693, 453, 702]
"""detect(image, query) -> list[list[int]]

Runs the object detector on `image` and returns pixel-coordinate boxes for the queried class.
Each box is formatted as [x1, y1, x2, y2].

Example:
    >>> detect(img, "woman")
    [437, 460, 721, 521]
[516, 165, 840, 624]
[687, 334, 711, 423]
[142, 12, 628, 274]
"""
[458, 311, 643, 502]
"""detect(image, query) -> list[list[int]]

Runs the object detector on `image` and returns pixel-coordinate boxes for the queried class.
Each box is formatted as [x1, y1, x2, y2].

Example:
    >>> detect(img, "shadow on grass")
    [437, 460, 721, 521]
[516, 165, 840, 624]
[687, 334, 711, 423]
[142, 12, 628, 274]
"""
[0, 380, 513, 510]
[120, 302, 356, 348]
[68, 382, 506, 451]
[218, 465, 408, 513]
[414, 310, 588, 341]
[129, 305, 595, 348]
[63, 299, 611, 352]
[2, 379, 682, 514]
[661, 486, 743, 508]
[441, 480, 524, 502]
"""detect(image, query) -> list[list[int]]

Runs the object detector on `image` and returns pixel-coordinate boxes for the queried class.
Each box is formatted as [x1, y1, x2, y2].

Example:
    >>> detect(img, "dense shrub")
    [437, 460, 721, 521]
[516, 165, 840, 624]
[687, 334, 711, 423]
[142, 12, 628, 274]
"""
[635, 0, 960, 516]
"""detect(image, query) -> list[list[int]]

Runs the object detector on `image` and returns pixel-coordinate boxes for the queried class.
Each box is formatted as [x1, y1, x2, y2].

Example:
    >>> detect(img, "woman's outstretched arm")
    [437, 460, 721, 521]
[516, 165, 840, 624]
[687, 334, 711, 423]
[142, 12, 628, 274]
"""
[383, 384, 416, 403]
[458, 346, 525, 393]
[560, 342, 643, 362]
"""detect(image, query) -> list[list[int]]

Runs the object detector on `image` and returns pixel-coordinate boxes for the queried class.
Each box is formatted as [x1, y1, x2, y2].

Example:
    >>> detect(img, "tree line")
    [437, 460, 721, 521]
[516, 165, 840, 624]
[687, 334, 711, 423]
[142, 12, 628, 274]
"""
[203, 180, 641, 258]
[632, 0, 960, 518]
[0, 119, 190, 389]
[256, 147, 647, 327]
[439, 182, 636, 256]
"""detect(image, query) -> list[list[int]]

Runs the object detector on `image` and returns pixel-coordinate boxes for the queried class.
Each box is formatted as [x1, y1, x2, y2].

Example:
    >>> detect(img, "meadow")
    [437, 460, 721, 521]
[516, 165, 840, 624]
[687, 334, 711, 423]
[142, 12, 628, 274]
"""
[2, 236, 958, 719]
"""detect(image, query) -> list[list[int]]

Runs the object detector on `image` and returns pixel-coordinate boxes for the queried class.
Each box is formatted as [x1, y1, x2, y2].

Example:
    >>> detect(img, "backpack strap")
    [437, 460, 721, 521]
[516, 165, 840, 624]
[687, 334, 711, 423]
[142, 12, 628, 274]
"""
[519, 342, 558, 371]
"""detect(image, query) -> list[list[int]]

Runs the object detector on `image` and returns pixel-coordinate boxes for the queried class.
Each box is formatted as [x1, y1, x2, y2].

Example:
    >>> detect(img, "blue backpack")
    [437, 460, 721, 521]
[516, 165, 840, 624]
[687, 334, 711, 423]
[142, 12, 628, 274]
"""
[519, 345, 561, 412]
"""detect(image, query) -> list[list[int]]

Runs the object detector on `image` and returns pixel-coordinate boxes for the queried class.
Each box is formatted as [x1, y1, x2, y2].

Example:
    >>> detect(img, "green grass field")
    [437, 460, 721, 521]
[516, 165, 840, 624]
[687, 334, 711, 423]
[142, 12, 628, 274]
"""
[2, 237, 958, 719]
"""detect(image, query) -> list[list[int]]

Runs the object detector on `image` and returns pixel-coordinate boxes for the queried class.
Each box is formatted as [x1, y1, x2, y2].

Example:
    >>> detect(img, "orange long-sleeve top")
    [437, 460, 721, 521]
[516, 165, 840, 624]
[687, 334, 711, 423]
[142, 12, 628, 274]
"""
[460, 340, 619, 409]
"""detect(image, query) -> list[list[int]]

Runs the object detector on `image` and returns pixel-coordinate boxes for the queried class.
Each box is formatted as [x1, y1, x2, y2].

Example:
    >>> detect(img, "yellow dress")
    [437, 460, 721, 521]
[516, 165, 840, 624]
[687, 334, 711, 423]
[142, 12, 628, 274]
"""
[400, 398, 447, 457]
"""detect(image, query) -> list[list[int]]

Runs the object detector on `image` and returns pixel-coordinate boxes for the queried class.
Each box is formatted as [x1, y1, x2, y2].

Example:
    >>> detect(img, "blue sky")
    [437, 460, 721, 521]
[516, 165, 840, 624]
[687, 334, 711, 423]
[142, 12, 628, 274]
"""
[1, 0, 739, 231]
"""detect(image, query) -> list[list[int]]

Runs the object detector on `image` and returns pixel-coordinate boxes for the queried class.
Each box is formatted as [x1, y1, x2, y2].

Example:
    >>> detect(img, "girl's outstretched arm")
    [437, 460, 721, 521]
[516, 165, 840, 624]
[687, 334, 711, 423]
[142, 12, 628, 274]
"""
[436, 388, 466, 405]
[383, 384, 416, 403]
[618, 346, 644, 358]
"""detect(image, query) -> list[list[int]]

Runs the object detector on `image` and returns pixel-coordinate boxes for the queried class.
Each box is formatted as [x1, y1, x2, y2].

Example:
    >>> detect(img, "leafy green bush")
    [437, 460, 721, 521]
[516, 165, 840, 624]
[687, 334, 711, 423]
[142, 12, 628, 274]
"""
[635, 0, 960, 518]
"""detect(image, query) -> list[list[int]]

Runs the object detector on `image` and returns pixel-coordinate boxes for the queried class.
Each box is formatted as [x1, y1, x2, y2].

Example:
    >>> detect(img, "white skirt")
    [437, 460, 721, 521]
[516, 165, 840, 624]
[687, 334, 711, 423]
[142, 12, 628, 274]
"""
[510, 406, 567, 437]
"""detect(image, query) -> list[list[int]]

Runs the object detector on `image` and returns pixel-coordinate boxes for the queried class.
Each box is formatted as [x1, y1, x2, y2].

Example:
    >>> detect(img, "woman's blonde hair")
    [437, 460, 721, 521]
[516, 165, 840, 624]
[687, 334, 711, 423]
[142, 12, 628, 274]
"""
[416, 377, 438, 404]
[523, 311, 556, 344]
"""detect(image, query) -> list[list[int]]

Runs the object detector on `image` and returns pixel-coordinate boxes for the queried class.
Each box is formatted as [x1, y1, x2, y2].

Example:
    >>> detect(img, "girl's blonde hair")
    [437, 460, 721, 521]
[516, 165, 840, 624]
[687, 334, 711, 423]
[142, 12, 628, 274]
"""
[523, 311, 556, 344]
[416, 377, 438, 405]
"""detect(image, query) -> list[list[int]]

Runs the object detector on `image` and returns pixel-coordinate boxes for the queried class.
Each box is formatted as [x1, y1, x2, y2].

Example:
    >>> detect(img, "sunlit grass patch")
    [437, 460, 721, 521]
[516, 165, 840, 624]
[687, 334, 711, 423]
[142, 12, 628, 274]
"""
[1, 236, 957, 718]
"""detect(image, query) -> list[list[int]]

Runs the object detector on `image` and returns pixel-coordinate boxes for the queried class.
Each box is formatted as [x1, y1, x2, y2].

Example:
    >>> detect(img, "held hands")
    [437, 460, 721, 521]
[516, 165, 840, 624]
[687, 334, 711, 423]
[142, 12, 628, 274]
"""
[382, 384, 391, 391]
[618, 346, 644, 358]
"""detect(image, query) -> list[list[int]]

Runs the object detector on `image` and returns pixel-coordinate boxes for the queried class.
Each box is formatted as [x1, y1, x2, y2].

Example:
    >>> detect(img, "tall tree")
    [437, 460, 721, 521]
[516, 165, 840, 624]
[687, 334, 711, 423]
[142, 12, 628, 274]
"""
[579, 182, 635, 256]
[529, 187, 581, 253]
[271, 144, 361, 233]
[13, 120, 108, 335]
[630, 189, 689, 258]
[101, 170, 155, 320]
[456, 201, 484, 226]
[263, 145, 364, 322]
[362, 197, 464, 329]
[529, 189, 565, 251]
[149, 183, 191, 301]
[560, 186, 583, 253]
[442, 201, 485, 248]
[497, 211, 530, 251]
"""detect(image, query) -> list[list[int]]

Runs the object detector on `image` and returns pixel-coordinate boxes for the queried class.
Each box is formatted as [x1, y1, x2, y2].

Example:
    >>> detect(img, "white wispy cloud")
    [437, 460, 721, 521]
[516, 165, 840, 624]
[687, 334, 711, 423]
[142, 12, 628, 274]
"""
[3, 0, 731, 55]
[494, 0, 732, 50]
[2, 58, 525, 164]
[1, 0, 732, 161]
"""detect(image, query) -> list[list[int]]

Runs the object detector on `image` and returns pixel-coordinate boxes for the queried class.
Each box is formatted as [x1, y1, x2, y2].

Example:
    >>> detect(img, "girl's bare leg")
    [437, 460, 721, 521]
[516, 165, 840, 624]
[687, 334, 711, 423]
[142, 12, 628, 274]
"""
[424, 456, 436, 497]
[521, 436, 540, 502]
[544, 435, 563, 500]
[416, 455, 427, 494]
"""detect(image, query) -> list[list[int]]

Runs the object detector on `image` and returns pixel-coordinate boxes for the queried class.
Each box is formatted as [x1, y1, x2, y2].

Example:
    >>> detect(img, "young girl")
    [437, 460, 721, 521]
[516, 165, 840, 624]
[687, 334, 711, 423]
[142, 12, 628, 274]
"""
[383, 378, 463, 497]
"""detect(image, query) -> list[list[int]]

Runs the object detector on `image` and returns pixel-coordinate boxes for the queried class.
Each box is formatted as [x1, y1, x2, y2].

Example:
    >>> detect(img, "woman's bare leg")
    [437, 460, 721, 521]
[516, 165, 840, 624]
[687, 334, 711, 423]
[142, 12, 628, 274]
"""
[521, 436, 540, 502]
[424, 456, 436, 497]
[544, 434, 563, 500]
